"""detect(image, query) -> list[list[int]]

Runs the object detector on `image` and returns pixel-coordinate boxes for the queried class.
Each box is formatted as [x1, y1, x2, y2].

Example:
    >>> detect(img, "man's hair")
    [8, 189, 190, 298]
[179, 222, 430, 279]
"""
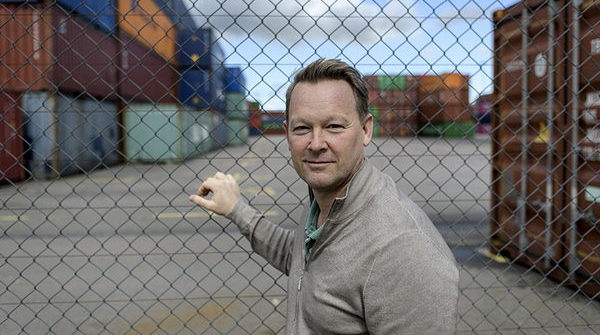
[285, 58, 369, 122]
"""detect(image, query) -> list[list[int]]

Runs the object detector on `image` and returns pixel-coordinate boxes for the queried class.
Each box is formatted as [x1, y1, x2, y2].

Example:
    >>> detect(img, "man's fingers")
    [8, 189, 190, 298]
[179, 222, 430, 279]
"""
[189, 194, 215, 211]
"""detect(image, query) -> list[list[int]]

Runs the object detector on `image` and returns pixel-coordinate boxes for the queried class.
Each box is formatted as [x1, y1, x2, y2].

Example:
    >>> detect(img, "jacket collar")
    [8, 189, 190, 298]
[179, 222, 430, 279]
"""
[318, 158, 378, 224]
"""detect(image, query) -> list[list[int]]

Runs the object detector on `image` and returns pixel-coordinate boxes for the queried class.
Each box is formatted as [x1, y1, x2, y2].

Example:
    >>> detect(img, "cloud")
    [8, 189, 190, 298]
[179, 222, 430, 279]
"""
[182, 0, 420, 46]
[437, 4, 489, 26]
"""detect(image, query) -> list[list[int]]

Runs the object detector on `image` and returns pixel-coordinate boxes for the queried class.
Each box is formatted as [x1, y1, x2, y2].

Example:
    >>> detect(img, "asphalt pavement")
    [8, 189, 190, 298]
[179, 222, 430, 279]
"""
[1, 134, 599, 334]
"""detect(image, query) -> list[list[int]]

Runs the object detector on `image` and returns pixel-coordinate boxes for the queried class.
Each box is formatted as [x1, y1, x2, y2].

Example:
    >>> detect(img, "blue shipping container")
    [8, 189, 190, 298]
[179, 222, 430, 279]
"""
[59, 0, 116, 34]
[22, 92, 87, 178]
[178, 27, 224, 69]
[82, 99, 120, 169]
[179, 68, 226, 111]
[224, 66, 246, 93]
[152, 0, 197, 30]
[1, 0, 118, 34]
[179, 68, 212, 109]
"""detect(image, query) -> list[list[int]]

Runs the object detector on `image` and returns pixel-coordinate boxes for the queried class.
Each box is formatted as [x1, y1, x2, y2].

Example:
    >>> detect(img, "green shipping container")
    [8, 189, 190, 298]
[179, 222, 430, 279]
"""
[125, 104, 214, 163]
[225, 92, 249, 146]
[378, 75, 406, 91]
[418, 121, 476, 138]
[182, 109, 214, 157]
[226, 92, 247, 113]
[369, 106, 379, 137]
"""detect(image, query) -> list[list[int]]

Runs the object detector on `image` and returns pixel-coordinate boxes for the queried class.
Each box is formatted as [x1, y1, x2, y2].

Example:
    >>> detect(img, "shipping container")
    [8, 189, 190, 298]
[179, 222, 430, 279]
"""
[182, 108, 214, 157]
[378, 107, 418, 137]
[418, 104, 473, 124]
[565, 0, 600, 298]
[152, 0, 198, 30]
[491, 0, 571, 284]
[248, 101, 262, 136]
[0, 91, 24, 183]
[0, 3, 118, 98]
[179, 68, 211, 108]
[21, 92, 94, 178]
[117, 31, 177, 103]
[55, 0, 117, 34]
[418, 121, 476, 138]
[81, 99, 120, 169]
[260, 111, 285, 135]
[225, 92, 249, 146]
[177, 27, 224, 70]
[212, 111, 230, 148]
[367, 74, 419, 109]
[117, 0, 177, 64]
[125, 103, 213, 162]
[224, 66, 246, 93]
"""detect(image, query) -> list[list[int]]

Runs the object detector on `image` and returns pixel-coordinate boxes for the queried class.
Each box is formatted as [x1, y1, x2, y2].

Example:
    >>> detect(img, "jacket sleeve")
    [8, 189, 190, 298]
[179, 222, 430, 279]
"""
[363, 231, 459, 334]
[225, 198, 295, 276]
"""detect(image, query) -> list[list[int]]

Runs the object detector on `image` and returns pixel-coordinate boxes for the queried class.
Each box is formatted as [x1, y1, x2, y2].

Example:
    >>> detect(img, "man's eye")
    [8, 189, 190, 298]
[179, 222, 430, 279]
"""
[327, 124, 343, 129]
[293, 126, 309, 132]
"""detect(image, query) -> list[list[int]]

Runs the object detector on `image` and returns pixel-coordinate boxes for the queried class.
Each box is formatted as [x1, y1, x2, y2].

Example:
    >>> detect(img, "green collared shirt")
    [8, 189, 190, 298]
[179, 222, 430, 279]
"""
[305, 200, 323, 261]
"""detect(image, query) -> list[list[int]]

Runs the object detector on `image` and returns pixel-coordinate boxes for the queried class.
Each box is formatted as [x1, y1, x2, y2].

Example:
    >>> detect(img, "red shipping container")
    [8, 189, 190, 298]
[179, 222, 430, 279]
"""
[0, 91, 24, 184]
[117, 31, 177, 103]
[0, 3, 118, 99]
[378, 107, 418, 137]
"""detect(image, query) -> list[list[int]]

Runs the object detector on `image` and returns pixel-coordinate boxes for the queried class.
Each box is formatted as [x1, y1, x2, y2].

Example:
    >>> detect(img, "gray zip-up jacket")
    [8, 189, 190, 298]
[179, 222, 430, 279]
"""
[226, 160, 459, 334]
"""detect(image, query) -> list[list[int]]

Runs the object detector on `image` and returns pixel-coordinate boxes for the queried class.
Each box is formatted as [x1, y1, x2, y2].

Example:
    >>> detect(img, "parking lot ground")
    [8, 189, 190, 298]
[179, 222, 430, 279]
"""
[1, 135, 599, 334]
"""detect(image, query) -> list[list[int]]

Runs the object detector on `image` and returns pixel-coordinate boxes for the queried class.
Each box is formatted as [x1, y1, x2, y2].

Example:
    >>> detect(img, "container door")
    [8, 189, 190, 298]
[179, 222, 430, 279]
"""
[0, 91, 24, 183]
[491, 0, 569, 278]
[55, 94, 86, 176]
[125, 103, 181, 162]
[22, 92, 56, 179]
[565, 1, 600, 296]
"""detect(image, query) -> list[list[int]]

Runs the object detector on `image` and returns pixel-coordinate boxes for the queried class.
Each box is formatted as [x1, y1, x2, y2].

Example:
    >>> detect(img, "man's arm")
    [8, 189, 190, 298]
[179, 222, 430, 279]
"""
[189, 172, 295, 275]
[363, 231, 459, 334]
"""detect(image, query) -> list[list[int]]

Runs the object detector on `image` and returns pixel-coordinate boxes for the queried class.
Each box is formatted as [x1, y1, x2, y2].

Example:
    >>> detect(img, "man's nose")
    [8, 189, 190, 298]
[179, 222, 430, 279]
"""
[308, 128, 327, 151]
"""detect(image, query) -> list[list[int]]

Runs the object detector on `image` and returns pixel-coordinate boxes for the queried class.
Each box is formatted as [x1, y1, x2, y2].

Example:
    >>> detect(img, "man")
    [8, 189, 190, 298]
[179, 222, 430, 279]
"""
[189, 58, 459, 334]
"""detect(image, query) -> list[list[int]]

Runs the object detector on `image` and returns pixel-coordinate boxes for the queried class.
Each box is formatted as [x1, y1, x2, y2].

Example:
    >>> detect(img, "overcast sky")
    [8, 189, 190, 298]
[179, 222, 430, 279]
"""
[182, 0, 516, 110]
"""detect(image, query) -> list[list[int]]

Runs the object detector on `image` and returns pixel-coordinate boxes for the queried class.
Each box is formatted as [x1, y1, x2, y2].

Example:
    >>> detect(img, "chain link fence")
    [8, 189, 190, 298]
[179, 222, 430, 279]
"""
[1, 0, 600, 334]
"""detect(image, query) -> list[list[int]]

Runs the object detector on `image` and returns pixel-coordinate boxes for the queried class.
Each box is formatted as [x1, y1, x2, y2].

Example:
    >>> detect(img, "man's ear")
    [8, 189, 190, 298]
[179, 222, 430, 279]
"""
[362, 113, 373, 147]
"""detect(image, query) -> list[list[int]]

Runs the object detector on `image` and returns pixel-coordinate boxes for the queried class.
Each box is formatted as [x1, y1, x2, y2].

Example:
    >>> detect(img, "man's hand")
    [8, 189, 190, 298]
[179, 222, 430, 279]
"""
[189, 172, 240, 215]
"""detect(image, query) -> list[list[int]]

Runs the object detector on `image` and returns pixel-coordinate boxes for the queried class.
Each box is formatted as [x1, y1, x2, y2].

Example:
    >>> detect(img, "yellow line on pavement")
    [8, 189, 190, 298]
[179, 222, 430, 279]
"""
[0, 215, 28, 221]
[156, 212, 210, 219]
[477, 247, 509, 264]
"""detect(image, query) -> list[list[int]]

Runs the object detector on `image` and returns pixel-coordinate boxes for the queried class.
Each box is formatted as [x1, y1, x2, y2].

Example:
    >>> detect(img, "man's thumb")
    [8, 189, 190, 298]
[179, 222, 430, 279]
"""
[189, 194, 214, 210]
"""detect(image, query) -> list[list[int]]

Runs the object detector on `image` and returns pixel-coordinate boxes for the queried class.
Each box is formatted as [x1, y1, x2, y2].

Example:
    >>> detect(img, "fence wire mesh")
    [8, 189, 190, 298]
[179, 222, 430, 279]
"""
[1, 0, 600, 334]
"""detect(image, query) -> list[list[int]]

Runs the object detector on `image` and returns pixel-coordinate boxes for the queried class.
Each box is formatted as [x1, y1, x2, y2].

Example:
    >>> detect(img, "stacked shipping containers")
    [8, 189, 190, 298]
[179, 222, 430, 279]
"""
[224, 66, 250, 146]
[0, 1, 121, 179]
[492, 0, 600, 299]
[365, 75, 419, 137]
[418, 73, 474, 138]
[0, 0, 232, 175]
[176, 26, 229, 150]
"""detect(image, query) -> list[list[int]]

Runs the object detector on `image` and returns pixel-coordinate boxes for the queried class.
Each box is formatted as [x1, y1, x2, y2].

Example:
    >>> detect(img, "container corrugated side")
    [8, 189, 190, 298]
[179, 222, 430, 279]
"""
[0, 90, 24, 183]
[56, 0, 117, 34]
[0, 4, 118, 99]
[491, 0, 570, 282]
[124, 103, 182, 162]
[117, 31, 177, 103]
[566, 1, 600, 297]
[22, 91, 57, 179]
[117, 0, 177, 64]
[177, 27, 224, 69]
[81, 99, 120, 169]
[224, 66, 246, 93]
[52, 5, 118, 99]
[182, 109, 213, 156]
[0, 3, 53, 92]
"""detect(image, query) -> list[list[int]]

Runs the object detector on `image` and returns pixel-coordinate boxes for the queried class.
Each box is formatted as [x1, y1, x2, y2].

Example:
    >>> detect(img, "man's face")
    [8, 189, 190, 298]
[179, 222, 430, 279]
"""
[285, 79, 373, 196]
